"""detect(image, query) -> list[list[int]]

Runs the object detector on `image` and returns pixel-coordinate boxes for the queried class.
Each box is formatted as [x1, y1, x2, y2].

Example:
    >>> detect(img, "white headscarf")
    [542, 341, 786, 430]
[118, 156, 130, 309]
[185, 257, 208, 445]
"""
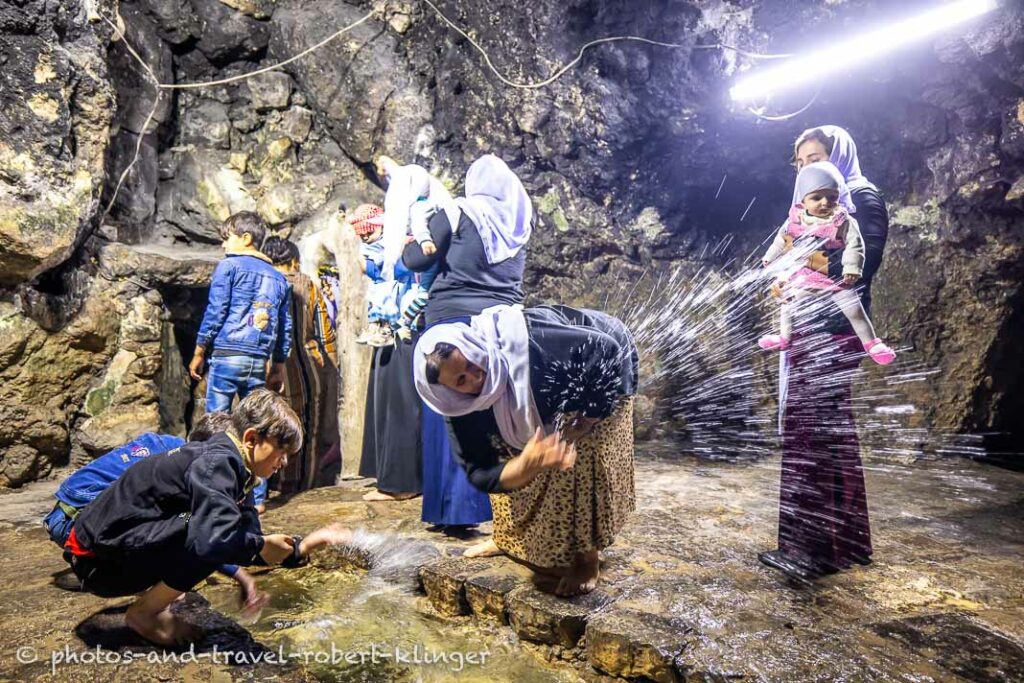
[456, 155, 533, 265]
[792, 125, 878, 210]
[414, 304, 542, 451]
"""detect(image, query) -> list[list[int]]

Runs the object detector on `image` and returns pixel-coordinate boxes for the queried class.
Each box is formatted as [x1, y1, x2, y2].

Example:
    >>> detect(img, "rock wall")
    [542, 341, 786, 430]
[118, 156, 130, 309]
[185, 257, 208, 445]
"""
[0, 0, 114, 287]
[1, 0, 1022, 485]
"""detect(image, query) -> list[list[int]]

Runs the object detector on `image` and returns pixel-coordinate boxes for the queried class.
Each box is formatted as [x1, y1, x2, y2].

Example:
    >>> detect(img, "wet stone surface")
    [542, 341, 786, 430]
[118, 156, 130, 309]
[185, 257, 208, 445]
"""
[462, 559, 533, 624]
[870, 612, 1024, 683]
[418, 556, 492, 617]
[507, 585, 615, 649]
[586, 608, 690, 683]
[0, 453, 1022, 681]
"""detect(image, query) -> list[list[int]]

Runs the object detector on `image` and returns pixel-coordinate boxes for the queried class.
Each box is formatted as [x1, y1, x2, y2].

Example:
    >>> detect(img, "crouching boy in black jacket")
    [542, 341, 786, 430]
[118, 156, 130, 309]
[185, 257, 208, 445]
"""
[65, 389, 350, 646]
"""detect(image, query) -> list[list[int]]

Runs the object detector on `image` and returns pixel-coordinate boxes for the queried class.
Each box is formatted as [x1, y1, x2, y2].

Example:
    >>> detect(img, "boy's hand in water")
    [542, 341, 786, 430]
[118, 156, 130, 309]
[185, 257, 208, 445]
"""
[260, 534, 295, 564]
[300, 523, 353, 556]
[232, 568, 269, 618]
[843, 273, 860, 286]
[769, 281, 785, 299]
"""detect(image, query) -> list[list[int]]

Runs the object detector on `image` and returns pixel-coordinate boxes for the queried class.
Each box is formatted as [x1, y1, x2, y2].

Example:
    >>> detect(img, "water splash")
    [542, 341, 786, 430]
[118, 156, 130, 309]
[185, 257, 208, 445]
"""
[590, 233, 1005, 468]
[329, 528, 441, 591]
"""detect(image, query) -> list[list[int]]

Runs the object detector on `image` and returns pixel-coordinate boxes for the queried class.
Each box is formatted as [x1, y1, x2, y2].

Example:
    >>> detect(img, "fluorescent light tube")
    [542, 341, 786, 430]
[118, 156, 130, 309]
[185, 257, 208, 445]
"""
[730, 0, 999, 102]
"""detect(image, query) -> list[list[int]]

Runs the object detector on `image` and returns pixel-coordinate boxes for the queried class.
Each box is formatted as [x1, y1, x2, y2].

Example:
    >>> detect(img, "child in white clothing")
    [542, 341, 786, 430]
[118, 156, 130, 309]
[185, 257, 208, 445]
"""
[373, 157, 448, 340]
[349, 204, 428, 346]
[375, 156, 452, 274]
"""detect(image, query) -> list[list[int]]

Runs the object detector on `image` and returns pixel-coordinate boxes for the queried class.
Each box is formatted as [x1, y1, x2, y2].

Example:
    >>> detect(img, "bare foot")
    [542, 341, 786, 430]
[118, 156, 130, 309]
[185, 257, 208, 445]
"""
[362, 490, 419, 502]
[463, 538, 504, 558]
[555, 551, 600, 597]
[126, 605, 199, 647]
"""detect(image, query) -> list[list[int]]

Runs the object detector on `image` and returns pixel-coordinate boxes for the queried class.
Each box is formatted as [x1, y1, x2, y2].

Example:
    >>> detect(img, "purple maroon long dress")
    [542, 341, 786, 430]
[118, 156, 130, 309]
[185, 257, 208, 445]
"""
[778, 333, 873, 569]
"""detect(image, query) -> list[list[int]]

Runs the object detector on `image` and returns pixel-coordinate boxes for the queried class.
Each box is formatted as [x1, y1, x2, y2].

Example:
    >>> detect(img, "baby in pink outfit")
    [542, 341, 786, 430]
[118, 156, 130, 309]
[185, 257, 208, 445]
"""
[759, 162, 896, 365]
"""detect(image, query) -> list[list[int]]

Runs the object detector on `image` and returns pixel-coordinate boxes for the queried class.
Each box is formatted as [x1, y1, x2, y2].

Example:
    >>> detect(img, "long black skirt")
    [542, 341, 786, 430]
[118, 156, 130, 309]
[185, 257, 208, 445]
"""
[359, 341, 423, 494]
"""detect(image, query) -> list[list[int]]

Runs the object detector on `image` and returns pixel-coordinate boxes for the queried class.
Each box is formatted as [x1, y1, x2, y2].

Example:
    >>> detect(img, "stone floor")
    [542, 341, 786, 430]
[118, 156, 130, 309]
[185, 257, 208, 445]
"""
[0, 450, 1022, 682]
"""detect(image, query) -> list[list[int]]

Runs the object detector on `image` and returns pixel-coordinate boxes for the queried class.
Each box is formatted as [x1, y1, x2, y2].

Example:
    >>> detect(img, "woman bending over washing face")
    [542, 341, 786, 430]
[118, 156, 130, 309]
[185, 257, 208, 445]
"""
[415, 304, 639, 597]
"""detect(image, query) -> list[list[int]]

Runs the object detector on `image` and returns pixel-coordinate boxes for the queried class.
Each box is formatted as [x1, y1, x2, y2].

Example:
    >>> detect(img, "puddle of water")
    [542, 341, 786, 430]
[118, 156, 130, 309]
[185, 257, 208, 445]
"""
[205, 566, 579, 682]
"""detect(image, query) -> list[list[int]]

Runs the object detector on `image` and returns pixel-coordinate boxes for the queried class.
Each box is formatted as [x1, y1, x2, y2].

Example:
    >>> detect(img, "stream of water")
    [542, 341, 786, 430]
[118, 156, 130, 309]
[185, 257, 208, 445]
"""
[204, 564, 580, 682]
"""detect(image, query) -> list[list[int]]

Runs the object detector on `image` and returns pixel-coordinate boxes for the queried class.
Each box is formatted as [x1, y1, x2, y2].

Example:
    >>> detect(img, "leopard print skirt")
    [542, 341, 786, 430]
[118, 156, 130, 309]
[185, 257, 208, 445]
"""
[491, 398, 636, 569]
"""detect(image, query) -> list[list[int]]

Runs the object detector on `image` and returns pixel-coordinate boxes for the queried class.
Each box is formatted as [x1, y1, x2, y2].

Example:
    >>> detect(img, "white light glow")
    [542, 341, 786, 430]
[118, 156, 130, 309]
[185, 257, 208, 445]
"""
[730, 0, 999, 102]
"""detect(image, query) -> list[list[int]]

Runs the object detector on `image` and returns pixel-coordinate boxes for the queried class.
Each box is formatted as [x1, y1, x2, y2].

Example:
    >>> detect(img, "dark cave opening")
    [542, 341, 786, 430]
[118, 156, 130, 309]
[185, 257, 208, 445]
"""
[157, 284, 210, 437]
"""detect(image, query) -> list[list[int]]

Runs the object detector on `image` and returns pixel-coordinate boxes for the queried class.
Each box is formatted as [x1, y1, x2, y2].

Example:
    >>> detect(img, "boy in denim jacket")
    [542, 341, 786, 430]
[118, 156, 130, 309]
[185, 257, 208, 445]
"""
[190, 212, 293, 412]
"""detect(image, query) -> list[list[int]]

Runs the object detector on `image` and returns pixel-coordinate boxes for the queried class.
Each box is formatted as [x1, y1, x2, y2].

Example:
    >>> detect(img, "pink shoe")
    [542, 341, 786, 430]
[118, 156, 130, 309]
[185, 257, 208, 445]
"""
[864, 338, 896, 365]
[758, 334, 790, 351]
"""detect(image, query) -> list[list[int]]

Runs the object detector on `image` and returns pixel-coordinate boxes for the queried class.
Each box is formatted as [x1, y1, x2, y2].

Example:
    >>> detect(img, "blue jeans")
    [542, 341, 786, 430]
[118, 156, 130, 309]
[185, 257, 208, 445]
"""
[205, 355, 267, 412]
[44, 505, 75, 547]
[206, 356, 270, 506]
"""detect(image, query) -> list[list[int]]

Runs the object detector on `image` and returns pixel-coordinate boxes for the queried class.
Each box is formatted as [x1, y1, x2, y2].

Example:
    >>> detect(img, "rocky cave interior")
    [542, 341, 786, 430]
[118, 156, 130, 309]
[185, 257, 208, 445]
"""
[2, 0, 1023, 480]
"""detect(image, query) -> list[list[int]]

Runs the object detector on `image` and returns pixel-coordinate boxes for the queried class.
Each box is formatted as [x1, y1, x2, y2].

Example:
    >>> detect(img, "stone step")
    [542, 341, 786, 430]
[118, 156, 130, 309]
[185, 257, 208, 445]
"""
[418, 556, 495, 617]
[463, 561, 533, 624]
[507, 585, 614, 648]
[586, 608, 690, 683]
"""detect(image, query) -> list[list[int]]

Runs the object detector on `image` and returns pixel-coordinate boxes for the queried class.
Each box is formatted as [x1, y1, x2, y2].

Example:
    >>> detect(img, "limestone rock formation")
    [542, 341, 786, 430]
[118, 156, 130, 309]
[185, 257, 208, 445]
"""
[0, 0, 114, 286]
[269, 0, 433, 163]
[0, 287, 120, 486]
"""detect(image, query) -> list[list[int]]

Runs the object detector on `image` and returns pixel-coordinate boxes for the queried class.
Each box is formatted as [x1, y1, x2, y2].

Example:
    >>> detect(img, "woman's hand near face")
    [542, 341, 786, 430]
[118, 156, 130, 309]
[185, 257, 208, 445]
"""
[499, 428, 577, 490]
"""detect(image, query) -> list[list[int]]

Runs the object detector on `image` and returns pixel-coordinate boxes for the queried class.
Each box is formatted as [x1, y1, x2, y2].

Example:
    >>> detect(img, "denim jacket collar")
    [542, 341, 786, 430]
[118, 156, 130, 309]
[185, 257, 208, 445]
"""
[225, 249, 273, 265]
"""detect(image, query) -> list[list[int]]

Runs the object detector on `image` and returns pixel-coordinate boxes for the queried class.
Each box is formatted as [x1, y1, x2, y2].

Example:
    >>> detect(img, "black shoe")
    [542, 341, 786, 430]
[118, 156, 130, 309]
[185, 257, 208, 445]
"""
[850, 554, 873, 566]
[758, 550, 822, 584]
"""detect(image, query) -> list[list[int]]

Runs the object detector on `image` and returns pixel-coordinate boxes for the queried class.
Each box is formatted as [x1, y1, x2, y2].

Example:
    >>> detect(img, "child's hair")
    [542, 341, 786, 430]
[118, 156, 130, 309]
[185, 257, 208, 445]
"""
[231, 389, 303, 454]
[221, 211, 268, 251]
[423, 342, 458, 385]
[791, 128, 835, 165]
[188, 411, 233, 442]
[262, 236, 301, 266]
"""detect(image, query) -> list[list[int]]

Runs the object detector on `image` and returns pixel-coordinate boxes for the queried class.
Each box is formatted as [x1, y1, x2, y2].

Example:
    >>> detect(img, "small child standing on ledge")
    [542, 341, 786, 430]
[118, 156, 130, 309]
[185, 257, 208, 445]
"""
[350, 203, 430, 346]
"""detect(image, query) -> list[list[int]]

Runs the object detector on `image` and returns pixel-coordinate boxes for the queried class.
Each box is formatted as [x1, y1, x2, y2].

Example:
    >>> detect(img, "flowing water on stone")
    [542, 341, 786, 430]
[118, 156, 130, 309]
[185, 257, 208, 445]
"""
[205, 537, 579, 682]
